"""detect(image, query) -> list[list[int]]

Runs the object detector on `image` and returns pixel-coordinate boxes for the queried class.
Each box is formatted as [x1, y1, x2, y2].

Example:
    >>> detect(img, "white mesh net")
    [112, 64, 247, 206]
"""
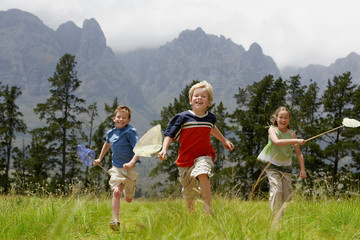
[342, 118, 360, 128]
[133, 124, 163, 157]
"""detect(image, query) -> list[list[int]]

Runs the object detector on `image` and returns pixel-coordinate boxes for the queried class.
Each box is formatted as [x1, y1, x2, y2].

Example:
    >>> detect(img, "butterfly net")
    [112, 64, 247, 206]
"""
[77, 145, 96, 166]
[133, 124, 163, 157]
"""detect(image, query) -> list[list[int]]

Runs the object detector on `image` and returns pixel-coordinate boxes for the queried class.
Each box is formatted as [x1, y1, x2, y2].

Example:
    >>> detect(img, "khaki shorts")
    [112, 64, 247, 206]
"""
[109, 166, 139, 199]
[178, 156, 213, 200]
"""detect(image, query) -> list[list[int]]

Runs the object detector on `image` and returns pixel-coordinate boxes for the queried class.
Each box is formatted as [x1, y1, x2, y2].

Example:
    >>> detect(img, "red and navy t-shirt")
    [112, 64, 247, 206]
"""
[164, 110, 216, 167]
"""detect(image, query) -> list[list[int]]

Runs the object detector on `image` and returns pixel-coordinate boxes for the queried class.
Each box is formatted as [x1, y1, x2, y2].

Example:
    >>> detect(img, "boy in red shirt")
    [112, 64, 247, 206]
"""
[158, 81, 234, 214]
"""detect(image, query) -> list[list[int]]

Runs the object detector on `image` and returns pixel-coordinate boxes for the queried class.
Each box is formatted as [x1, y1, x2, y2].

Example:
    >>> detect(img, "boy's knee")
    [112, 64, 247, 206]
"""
[113, 190, 121, 199]
[113, 187, 122, 199]
[125, 197, 133, 203]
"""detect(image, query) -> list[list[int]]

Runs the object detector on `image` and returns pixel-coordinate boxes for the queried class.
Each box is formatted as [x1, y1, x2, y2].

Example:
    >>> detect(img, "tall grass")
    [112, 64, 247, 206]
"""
[1, 194, 360, 239]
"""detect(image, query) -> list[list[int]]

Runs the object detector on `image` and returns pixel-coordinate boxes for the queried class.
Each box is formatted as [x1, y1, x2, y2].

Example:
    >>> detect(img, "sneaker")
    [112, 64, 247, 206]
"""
[110, 221, 120, 230]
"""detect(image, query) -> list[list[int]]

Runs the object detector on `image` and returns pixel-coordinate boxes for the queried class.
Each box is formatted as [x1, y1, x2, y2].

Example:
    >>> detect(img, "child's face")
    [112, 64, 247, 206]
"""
[189, 87, 211, 114]
[113, 111, 131, 129]
[276, 110, 290, 130]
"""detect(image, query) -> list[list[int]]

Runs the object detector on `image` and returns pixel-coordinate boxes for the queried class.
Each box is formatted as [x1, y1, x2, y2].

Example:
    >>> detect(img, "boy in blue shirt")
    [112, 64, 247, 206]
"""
[94, 105, 140, 230]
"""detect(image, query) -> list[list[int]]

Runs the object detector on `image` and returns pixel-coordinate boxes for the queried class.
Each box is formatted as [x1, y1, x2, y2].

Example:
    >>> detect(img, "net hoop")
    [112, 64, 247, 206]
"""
[342, 118, 360, 128]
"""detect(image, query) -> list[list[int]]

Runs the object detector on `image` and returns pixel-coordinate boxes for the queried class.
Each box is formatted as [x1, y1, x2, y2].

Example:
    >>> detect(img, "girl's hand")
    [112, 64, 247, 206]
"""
[298, 139, 306, 145]
[299, 169, 307, 179]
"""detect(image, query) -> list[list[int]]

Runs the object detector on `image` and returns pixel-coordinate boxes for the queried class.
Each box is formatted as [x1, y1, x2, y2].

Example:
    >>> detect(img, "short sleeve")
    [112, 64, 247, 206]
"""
[164, 114, 184, 139]
[127, 127, 139, 148]
[105, 129, 111, 143]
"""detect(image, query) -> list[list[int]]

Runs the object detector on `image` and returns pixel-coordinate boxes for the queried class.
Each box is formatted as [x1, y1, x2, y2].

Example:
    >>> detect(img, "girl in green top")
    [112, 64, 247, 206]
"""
[258, 106, 306, 216]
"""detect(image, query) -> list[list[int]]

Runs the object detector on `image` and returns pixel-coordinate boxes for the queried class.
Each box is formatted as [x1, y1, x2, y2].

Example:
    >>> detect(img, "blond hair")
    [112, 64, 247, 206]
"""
[114, 105, 132, 119]
[270, 106, 291, 129]
[188, 80, 214, 103]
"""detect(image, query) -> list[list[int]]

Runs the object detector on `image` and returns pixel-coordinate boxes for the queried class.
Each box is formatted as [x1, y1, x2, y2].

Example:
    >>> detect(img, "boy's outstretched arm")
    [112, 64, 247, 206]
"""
[94, 142, 110, 165]
[157, 136, 173, 160]
[211, 126, 234, 151]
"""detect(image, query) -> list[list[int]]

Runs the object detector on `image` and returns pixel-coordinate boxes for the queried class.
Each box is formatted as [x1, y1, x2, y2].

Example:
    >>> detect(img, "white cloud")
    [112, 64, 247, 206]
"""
[1, 0, 360, 68]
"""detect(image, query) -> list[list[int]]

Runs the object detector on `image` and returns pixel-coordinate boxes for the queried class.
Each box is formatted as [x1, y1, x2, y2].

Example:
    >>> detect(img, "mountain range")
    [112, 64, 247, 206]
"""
[1, 8, 360, 133]
[2, 8, 360, 192]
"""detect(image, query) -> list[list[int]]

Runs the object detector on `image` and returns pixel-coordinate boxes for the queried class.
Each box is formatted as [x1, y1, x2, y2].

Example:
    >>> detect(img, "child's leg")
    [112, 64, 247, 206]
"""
[266, 170, 283, 213]
[122, 168, 139, 203]
[198, 174, 212, 213]
[282, 173, 293, 204]
[179, 166, 198, 212]
[112, 183, 124, 222]
[186, 199, 195, 212]
[123, 184, 134, 203]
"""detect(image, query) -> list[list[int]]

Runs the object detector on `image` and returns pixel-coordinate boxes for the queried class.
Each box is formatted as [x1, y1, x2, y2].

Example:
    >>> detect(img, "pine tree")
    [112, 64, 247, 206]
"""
[33, 54, 86, 187]
[210, 102, 232, 193]
[349, 86, 360, 175]
[298, 80, 324, 173]
[230, 75, 287, 197]
[0, 85, 26, 193]
[321, 72, 357, 175]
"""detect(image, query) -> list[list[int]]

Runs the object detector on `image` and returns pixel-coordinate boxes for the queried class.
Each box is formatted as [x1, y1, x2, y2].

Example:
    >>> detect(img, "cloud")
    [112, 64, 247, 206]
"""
[1, 0, 360, 68]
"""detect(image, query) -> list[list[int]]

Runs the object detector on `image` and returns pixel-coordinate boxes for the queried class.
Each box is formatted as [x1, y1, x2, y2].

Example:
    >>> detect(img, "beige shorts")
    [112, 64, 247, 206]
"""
[178, 156, 213, 200]
[108, 167, 139, 199]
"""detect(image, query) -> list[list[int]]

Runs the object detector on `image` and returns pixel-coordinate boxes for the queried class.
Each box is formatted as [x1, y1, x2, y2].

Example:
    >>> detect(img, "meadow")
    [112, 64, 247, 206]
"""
[1, 193, 360, 240]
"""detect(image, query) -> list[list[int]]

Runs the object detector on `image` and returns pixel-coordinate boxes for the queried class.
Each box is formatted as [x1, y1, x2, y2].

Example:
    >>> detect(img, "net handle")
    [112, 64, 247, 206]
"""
[97, 164, 110, 174]
[305, 125, 344, 142]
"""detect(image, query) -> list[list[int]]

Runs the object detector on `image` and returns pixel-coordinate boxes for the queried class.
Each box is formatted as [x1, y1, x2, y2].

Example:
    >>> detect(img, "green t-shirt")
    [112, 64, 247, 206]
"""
[257, 126, 294, 166]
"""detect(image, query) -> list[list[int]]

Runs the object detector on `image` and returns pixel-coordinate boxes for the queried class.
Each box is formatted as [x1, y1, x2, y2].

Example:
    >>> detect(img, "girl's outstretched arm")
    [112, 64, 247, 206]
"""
[269, 127, 305, 146]
[293, 133, 307, 179]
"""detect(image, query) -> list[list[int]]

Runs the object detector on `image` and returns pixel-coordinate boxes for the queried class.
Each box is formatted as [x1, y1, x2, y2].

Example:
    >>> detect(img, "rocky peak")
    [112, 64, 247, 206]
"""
[56, 21, 82, 54]
[78, 18, 106, 60]
[248, 42, 263, 55]
[0, 9, 44, 29]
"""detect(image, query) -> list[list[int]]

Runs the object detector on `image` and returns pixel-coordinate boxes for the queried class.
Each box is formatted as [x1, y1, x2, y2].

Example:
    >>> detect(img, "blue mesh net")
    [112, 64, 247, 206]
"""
[77, 145, 95, 166]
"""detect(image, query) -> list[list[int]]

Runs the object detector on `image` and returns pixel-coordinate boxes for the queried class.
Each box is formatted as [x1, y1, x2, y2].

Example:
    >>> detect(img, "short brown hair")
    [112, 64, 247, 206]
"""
[114, 105, 132, 119]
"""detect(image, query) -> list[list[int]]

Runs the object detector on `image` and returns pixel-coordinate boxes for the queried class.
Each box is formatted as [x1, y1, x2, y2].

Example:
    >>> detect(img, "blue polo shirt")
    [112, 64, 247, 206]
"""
[106, 124, 139, 168]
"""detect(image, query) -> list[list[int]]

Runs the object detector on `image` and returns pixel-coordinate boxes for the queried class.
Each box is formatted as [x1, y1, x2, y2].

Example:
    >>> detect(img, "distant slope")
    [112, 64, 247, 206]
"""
[118, 27, 281, 111]
[281, 52, 360, 89]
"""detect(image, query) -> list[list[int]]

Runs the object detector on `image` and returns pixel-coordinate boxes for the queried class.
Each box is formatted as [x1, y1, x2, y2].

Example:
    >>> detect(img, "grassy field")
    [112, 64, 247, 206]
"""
[1, 194, 360, 240]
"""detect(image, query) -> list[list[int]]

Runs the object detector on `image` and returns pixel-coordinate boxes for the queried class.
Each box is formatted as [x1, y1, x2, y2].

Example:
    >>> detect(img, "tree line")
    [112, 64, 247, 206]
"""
[1, 54, 359, 198]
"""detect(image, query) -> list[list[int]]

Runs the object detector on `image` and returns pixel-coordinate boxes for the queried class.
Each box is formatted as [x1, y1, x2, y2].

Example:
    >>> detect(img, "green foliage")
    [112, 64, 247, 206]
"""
[0, 83, 26, 193]
[320, 72, 359, 175]
[229, 75, 287, 197]
[211, 102, 233, 193]
[32, 54, 86, 187]
[2, 69, 360, 197]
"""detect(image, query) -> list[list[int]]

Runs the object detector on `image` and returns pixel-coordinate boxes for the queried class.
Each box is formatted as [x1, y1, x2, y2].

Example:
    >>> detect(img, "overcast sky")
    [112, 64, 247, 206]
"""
[1, 0, 359, 69]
